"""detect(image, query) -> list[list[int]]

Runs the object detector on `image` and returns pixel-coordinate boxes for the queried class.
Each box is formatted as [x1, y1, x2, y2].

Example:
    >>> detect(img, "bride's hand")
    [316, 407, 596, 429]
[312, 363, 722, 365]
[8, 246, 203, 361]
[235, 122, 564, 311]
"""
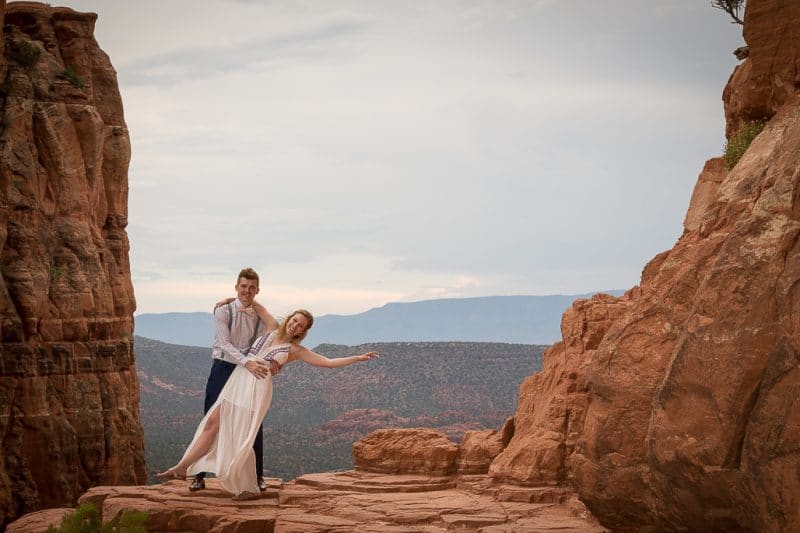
[357, 351, 379, 362]
[214, 297, 236, 311]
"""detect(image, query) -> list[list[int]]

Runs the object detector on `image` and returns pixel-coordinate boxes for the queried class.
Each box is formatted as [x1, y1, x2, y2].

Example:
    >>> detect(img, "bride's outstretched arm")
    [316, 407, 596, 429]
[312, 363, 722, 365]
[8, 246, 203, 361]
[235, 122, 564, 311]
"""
[252, 301, 279, 332]
[290, 345, 379, 368]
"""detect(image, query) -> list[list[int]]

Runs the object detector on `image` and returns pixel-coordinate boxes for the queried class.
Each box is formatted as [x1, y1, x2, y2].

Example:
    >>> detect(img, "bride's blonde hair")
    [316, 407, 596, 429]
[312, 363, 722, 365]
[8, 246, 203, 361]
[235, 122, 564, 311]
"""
[278, 309, 314, 342]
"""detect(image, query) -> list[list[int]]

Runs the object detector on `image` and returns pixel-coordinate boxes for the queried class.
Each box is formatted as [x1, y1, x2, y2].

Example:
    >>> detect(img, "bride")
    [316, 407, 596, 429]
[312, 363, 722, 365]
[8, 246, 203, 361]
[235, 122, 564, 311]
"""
[157, 309, 378, 500]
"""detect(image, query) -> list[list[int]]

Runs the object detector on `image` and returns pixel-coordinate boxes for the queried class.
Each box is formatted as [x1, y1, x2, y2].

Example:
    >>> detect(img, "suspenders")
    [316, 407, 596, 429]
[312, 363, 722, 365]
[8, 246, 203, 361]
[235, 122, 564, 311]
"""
[226, 303, 262, 351]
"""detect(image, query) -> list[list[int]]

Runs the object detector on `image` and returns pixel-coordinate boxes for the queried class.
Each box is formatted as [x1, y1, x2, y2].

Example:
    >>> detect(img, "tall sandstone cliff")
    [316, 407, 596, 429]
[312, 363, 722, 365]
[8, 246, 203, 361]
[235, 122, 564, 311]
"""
[488, 1, 800, 531]
[0, 2, 145, 528]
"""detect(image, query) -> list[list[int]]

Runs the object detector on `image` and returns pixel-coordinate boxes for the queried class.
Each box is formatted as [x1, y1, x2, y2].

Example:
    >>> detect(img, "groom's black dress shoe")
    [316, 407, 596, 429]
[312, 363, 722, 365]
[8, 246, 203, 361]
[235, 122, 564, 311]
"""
[258, 477, 268, 492]
[189, 476, 206, 492]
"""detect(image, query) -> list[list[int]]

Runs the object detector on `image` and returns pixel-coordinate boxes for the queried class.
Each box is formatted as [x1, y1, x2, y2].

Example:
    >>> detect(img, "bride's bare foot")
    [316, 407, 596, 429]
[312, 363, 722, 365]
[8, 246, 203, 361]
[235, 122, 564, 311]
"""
[155, 467, 186, 480]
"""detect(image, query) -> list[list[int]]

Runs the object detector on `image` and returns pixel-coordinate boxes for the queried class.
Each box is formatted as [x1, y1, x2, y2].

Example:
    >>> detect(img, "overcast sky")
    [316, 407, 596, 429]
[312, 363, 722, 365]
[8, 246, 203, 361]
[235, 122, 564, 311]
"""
[54, 0, 744, 316]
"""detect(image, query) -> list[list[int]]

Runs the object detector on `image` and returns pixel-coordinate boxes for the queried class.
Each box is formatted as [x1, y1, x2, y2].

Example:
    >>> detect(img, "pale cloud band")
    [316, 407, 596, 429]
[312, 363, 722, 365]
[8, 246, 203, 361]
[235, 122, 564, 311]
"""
[58, 0, 743, 315]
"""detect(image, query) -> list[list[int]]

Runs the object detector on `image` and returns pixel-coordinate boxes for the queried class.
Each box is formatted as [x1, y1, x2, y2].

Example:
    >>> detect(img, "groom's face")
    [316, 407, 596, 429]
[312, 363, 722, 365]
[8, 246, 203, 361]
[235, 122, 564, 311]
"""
[236, 277, 259, 306]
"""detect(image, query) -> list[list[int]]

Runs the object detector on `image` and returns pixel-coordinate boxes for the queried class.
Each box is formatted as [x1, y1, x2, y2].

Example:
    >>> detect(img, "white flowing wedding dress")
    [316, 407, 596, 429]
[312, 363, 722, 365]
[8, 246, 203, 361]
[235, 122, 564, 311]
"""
[183, 331, 290, 495]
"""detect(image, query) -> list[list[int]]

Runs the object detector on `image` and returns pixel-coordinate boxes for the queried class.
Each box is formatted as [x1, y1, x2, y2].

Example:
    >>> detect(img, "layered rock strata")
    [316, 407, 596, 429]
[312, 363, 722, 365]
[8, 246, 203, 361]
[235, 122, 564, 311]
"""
[7, 476, 607, 533]
[353, 428, 460, 476]
[353, 424, 516, 478]
[0, 2, 145, 529]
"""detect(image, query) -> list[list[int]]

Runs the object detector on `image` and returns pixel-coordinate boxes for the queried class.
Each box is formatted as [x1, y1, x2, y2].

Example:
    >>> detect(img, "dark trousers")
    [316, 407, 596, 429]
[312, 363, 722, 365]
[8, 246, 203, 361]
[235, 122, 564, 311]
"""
[195, 359, 264, 479]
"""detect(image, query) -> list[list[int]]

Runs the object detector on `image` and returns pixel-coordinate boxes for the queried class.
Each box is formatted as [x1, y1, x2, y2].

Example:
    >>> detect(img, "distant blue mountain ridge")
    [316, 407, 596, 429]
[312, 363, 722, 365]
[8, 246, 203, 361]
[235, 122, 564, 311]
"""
[134, 291, 625, 348]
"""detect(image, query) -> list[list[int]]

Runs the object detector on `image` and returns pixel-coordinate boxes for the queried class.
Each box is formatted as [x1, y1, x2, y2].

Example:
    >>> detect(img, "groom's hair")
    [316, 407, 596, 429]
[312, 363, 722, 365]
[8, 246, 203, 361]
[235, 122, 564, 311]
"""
[237, 267, 259, 286]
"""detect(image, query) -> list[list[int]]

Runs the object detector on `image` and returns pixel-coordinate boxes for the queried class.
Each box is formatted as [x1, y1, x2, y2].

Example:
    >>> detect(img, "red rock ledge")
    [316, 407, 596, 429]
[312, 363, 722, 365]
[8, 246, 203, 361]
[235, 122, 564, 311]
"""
[8, 475, 606, 533]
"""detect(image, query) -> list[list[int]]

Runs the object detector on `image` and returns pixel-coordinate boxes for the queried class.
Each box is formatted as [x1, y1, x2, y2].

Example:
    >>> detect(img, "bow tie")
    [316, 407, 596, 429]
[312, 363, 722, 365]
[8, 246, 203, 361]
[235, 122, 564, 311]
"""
[239, 306, 255, 315]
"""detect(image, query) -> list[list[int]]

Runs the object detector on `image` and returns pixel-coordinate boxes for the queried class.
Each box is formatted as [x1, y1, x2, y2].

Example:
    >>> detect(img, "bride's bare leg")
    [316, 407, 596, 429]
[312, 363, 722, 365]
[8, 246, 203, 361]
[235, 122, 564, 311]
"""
[158, 407, 221, 477]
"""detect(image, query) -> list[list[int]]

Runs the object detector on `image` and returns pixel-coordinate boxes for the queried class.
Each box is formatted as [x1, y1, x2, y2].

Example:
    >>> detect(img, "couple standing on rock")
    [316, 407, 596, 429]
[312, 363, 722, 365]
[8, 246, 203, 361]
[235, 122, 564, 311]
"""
[157, 267, 379, 501]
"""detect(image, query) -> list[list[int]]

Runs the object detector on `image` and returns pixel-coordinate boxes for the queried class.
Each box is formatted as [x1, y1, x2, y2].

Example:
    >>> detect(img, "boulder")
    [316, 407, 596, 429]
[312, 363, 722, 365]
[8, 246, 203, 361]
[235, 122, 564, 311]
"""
[353, 428, 459, 476]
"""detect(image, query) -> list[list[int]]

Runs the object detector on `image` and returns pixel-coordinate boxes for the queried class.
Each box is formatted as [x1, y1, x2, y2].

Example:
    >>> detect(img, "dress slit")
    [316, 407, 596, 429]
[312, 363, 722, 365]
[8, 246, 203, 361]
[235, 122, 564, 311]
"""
[183, 364, 274, 494]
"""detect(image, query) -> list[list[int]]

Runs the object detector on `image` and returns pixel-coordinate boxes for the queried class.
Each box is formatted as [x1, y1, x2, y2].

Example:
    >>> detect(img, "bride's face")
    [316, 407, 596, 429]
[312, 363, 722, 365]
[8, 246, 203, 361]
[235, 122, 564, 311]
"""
[286, 313, 310, 338]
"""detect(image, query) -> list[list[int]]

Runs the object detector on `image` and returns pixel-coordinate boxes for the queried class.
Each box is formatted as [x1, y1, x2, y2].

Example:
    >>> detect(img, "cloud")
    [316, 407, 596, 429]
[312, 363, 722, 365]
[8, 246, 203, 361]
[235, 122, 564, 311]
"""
[133, 276, 406, 315]
[120, 18, 368, 86]
[79, 0, 748, 315]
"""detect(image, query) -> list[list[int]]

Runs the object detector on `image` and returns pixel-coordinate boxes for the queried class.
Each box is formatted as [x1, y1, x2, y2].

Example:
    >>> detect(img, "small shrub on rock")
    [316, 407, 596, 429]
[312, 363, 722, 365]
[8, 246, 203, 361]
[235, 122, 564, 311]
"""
[723, 120, 765, 170]
[61, 66, 85, 89]
[45, 502, 147, 533]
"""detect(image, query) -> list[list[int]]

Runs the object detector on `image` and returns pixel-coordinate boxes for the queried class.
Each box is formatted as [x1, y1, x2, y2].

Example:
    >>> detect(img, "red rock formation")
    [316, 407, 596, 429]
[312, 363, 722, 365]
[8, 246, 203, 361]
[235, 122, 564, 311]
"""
[488, 1, 800, 531]
[723, 0, 800, 136]
[567, 95, 800, 531]
[5, 508, 71, 533]
[683, 157, 727, 232]
[8, 476, 607, 532]
[0, 1, 5, 76]
[6, 1, 798, 531]
[457, 416, 514, 474]
[489, 294, 632, 486]
[353, 428, 460, 476]
[0, 2, 145, 529]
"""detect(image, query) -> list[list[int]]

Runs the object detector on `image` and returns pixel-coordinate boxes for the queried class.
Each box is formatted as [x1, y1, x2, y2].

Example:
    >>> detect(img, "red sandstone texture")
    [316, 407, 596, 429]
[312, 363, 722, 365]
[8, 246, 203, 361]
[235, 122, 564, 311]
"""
[723, 0, 800, 136]
[6, 431, 605, 531]
[486, 1, 800, 530]
[489, 294, 631, 486]
[457, 417, 514, 475]
[7, 476, 607, 533]
[353, 428, 460, 476]
[570, 94, 800, 533]
[352, 424, 516, 478]
[6, 0, 800, 531]
[0, 2, 145, 529]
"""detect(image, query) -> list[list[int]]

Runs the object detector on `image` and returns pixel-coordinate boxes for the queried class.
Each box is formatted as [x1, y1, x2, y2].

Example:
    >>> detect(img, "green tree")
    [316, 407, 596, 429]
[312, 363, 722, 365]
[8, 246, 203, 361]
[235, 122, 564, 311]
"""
[711, 0, 745, 25]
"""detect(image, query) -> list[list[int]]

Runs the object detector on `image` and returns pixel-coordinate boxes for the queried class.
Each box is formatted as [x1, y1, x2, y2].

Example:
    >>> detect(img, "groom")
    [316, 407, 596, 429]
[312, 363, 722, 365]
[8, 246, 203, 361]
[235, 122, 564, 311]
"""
[190, 267, 278, 492]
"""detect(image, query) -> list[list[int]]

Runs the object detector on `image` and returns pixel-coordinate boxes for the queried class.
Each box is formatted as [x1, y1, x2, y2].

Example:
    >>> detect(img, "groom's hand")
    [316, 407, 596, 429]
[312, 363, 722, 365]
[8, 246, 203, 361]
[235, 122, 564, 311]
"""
[244, 360, 271, 379]
[268, 359, 281, 376]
